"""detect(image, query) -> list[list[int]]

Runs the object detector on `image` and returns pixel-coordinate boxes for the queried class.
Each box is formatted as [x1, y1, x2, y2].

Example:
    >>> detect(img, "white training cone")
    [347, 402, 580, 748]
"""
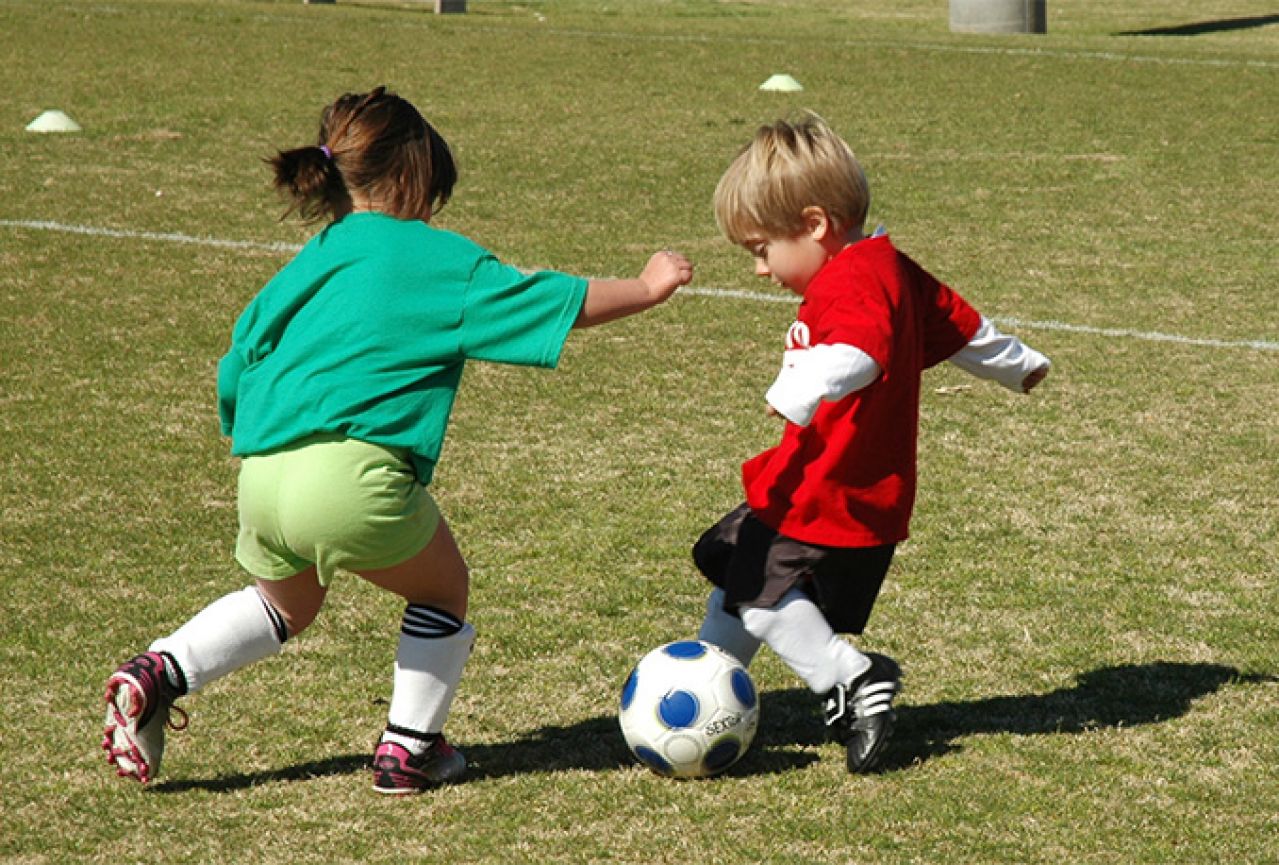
[26, 110, 82, 133]
[759, 74, 803, 92]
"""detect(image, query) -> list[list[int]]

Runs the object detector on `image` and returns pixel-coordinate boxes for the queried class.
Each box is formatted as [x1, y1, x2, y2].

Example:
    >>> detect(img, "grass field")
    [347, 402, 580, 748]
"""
[2, 1, 1276, 862]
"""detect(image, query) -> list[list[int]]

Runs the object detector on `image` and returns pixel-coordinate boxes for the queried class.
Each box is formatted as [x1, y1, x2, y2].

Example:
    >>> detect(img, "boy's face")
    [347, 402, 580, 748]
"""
[743, 229, 830, 296]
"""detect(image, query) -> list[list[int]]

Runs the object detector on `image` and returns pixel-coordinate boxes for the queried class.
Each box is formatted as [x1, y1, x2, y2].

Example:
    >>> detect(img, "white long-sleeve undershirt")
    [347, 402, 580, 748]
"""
[764, 316, 1049, 427]
[765, 343, 881, 427]
[947, 316, 1051, 392]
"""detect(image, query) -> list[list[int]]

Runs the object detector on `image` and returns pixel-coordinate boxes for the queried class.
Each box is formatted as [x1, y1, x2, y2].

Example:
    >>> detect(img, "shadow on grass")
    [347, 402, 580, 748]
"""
[754, 661, 1272, 772]
[1119, 15, 1279, 36]
[880, 661, 1267, 771]
[460, 713, 821, 781]
[151, 712, 816, 793]
[152, 661, 1266, 791]
[151, 755, 371, 793]
[749, 662, 1265, 757]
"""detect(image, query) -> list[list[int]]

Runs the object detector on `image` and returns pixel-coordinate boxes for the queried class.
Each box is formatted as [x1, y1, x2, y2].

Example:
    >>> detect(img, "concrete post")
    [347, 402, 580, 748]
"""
[950, 0, 1046, 34]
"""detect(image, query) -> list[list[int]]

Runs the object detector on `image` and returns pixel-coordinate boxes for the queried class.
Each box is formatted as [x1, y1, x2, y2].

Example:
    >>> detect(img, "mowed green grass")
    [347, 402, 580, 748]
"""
[1, 1, 1276, 862]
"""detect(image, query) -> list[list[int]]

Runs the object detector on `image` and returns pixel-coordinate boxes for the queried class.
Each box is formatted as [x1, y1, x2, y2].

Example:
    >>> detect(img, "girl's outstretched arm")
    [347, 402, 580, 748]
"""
[575, 250, 693, 328]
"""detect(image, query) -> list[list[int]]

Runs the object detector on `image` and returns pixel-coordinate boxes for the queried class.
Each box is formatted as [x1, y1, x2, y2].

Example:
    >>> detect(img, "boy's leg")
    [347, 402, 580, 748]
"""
[712, 511, 869, 692]
[103, 580, 295, 783]
[693, 506, 762, 666]
[802, 543, 901, 772]
[697, 587, 761, 667]
[740, 530, 901, 773]
[740, 589, 900, 773]
[739, 588, 870, 694]
[695, 506, 902, 772]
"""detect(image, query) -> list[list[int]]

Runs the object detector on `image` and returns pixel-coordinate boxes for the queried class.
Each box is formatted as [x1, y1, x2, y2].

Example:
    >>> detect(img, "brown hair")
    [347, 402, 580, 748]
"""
[268, 86, 457, 223]
[714, 113, 869, 246]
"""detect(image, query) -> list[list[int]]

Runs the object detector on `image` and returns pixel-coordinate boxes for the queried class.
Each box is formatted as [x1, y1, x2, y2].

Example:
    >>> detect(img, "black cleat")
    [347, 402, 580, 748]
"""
[823, 652, 901, 773]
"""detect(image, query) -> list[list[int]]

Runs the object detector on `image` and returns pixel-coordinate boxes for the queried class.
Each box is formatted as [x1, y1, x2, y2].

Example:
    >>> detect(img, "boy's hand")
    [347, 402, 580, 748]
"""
[640, 249, 694, 299]
[1021, 364, 1049, 393]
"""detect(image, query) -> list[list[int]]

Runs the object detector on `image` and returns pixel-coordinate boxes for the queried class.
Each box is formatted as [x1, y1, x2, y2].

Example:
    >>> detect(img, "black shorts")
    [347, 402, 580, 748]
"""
[692, 503, 896, 635]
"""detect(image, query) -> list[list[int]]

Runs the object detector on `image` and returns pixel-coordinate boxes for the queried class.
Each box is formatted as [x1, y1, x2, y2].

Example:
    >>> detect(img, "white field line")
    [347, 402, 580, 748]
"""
[0, 219, 302, 255]
[4, 218, 1277, 353]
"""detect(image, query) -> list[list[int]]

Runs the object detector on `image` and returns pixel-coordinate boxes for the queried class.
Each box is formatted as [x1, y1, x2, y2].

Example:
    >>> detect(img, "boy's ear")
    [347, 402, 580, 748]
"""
[802, 206, 833, 240]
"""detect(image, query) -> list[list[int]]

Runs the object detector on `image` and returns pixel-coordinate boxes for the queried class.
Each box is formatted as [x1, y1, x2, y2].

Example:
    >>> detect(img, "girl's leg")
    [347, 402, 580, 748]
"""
[105, 574, 309, 784]
[254, 566, 327, 639]
[357, 517, 469, 618]
[151, 571, 314, 695]
[358, 518, 473, 792]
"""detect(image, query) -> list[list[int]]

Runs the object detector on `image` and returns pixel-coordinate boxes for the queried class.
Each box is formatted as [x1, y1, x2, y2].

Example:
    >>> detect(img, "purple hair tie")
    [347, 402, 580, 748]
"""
[320, 145, 332, 160]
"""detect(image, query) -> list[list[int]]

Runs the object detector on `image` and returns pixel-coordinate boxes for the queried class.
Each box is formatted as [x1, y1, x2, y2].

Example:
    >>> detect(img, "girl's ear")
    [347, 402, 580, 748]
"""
[802, 206, 833, 240]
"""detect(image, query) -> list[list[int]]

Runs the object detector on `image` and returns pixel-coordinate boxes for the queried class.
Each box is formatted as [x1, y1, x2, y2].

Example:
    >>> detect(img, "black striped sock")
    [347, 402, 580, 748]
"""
[401, 604, 463, 639]
[158, 650, 189, 695]
[254, 589, 290, 644]
[384, 723, 441, 746]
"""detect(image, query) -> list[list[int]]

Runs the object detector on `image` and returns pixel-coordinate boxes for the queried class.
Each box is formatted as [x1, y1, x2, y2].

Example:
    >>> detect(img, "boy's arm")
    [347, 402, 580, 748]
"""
[765, 343, 881, 426]
[947, 316, 1050, 393]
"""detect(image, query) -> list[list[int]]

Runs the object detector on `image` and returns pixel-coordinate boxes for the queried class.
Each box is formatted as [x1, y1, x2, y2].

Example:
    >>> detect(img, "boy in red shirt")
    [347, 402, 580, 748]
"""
[695, 115, 1050, 773]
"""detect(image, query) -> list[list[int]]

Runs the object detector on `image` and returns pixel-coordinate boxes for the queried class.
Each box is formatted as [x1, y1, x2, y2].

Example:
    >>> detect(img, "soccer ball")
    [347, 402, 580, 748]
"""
[619, 640, 760, 778]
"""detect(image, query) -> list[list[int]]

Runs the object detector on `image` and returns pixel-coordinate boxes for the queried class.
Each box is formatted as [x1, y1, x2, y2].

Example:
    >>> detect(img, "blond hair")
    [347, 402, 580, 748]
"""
[713, 114, 869, 245]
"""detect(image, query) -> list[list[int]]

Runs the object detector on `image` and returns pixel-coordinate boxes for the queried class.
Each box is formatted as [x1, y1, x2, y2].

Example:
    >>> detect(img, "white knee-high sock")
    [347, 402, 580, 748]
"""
[697, 588, 761, 667]
[382, 605, 475, 753]
[149, 586, 286, 694]
[740, 588, 871, 694]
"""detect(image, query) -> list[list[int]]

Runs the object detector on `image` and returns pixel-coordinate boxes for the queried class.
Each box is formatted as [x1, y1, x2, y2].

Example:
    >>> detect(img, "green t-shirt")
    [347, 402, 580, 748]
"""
[217, 212, 588, 484]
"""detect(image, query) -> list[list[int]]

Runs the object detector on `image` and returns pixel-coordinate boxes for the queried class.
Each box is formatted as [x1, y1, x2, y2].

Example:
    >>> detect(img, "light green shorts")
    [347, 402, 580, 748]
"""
[236, 435, 441, 587]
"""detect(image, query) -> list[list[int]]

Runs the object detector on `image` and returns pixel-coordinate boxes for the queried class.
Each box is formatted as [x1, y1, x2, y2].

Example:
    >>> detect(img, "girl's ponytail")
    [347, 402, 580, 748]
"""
[268, 144, 346, 223]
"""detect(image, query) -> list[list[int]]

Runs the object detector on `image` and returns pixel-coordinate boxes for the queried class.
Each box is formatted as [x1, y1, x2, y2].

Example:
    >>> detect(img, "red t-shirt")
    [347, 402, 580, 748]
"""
[742, 236, 981, 547]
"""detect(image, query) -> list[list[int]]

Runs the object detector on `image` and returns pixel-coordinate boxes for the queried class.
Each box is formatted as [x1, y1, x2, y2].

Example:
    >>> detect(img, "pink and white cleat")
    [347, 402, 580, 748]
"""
[372, 738, 466, 794]
[102, 651, 187, 784]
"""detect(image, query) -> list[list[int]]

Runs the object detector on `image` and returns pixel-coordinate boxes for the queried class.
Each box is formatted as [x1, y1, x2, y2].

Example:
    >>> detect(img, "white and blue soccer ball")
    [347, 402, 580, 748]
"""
[619, 640, 760, 778]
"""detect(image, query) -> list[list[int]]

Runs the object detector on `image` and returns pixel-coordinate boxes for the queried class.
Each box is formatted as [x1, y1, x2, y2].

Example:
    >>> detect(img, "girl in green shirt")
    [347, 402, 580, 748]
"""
[102, 86, 693, 793]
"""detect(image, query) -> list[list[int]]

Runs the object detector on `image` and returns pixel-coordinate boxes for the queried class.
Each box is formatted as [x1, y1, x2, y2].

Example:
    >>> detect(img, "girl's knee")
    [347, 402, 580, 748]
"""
[255, 571, 327, 638]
